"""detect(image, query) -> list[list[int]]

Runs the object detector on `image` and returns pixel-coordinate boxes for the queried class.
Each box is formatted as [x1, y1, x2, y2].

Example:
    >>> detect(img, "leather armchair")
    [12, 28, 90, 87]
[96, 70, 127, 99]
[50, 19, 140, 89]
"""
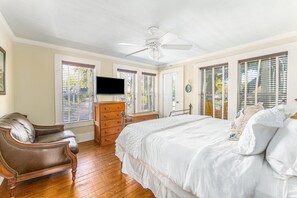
[0, 113, 78, 198]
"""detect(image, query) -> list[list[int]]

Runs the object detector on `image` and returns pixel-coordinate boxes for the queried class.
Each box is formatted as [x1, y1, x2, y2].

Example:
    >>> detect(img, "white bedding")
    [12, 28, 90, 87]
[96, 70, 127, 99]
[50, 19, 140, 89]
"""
[115, 115, 295, 197]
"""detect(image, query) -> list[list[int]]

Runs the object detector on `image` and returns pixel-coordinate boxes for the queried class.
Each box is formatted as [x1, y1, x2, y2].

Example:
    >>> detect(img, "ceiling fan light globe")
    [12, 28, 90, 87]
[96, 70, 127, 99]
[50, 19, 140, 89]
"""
[148, 47, 160, 60]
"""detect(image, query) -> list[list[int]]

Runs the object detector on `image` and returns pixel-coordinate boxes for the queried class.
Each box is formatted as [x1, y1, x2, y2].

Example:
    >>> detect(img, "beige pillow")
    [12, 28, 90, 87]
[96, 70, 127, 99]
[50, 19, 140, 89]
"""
[228, 103, 264, 141]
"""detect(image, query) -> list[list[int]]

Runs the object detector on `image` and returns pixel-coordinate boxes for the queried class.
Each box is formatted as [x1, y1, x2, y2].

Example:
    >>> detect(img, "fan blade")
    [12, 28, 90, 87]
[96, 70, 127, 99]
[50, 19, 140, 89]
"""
[160, 32, 178, 44]
[125, 48, 148, 57]
[161, 44, 192, 50]
[118, 43, 143, 46]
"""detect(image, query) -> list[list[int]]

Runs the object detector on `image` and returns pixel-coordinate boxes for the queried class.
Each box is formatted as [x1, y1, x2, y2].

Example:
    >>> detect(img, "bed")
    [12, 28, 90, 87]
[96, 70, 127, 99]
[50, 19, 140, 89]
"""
[115, 115, 297, 198]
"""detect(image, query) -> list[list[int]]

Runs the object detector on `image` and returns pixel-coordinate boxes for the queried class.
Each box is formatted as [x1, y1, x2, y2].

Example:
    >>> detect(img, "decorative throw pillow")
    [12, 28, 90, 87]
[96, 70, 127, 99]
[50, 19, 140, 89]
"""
[228, 103, 264, 141]
[0, 119, 31, 143]
[266, 118, 297, 177]
[10, 113, 36, 142]
[238, 108, 285, 155]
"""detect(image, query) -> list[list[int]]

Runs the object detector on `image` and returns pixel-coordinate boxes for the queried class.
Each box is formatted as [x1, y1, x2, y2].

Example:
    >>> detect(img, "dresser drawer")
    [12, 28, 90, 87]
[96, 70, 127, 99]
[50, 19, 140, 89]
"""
[101, 126, 122, 137]
[100, 118, 122, 129]
[100, 103, 125, 113]
[101, 134, 119, 146]
[100, 112, 122, 120]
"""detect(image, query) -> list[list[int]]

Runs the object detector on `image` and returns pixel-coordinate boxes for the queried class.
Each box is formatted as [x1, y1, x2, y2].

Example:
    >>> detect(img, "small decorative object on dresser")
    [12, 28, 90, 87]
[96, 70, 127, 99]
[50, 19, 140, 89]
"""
[94, 101, 125, 145]
[125, 112, 159, 125]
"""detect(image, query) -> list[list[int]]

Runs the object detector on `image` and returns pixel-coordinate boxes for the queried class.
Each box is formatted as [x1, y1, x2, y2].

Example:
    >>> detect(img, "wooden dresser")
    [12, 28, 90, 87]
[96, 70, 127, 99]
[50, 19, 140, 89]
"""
[94, 102, 125, 146]
[126, 112, 159, 125]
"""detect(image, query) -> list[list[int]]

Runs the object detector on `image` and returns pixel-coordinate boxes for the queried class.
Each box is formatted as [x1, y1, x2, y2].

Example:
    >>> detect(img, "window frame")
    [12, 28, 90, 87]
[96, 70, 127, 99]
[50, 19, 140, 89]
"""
[141, 72, 157, 112]
[200, 63, 229, 120]
[116, 68, 137, 114]
[55, 54, 100, 128]
[237, 51, 288, 110]
[113, 64, 158, 113]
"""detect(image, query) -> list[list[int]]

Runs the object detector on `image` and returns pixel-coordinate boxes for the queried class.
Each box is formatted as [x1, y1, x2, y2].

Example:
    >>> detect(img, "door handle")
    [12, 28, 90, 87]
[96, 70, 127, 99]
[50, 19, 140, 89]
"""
[176, 101, 179, 104]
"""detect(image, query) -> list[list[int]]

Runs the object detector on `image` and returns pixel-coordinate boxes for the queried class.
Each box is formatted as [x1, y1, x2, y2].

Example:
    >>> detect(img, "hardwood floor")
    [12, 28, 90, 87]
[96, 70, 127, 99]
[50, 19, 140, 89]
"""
[0, 141, 155, 198]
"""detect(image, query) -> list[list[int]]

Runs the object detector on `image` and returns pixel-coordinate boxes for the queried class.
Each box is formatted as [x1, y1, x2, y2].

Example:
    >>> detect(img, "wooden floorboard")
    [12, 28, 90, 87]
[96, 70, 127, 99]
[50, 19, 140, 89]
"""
[0, 141, 155, 198]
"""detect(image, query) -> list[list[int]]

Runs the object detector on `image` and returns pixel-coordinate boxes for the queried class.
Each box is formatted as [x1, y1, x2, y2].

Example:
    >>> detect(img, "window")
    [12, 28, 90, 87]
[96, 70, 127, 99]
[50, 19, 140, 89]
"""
[113, 64, 158, 114]
[201, 63, 228, 119]
[62, 61, 95, 123]
[238, 52, 288, 110]
[116, 69, 137, 114]
[55, 55, 100, 127]
[141, 72, 156, 112]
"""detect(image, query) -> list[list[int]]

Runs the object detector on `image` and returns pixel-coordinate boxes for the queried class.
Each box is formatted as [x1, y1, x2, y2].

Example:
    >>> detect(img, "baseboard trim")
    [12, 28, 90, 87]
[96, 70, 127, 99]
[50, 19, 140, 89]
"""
[76, 131, 94, 143]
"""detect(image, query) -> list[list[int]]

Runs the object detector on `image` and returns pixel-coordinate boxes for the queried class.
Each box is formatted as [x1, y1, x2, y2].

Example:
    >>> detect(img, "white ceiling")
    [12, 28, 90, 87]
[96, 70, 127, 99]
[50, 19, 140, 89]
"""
[1, 0, 297, 66]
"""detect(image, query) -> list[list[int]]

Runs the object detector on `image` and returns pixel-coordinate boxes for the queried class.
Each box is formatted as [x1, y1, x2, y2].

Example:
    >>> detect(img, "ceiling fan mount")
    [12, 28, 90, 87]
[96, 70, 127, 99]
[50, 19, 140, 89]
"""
[145, 38, 161, 49]
[147, 26, 159, 36]
[119, 27, 193, 61]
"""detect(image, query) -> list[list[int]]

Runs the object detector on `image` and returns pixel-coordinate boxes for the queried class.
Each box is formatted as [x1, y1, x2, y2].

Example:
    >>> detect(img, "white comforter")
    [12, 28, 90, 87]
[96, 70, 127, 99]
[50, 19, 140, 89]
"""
[116, 115, 265, 198]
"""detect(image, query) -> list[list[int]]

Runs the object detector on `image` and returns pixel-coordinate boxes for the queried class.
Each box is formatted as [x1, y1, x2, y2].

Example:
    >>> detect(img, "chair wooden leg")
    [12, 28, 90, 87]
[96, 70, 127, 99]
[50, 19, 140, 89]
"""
[72, 168, 76, 181]
[8, 178, 16, 198]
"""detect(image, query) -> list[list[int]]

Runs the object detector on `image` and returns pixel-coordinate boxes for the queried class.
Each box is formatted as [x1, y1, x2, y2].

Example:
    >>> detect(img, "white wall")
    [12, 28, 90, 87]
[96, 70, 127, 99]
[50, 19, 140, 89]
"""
[0, 13, 15, 185]
[0, 14, 14, 116]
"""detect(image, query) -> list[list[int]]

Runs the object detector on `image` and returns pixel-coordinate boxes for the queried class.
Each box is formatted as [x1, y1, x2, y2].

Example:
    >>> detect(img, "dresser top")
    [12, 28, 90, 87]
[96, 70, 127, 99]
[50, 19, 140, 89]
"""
[94, 101, 125, 104]
[126, 112, 159, 117]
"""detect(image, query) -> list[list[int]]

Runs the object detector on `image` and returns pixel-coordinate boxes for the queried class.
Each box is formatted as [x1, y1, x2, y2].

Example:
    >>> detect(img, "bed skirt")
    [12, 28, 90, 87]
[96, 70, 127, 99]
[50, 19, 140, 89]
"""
[120, 151, 197, 198]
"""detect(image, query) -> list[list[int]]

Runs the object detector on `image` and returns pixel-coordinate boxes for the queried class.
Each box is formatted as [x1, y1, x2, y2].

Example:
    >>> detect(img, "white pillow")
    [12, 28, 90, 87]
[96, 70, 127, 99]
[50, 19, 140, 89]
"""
[275, 104, 297, 118]
[238, 108, 285, 155]
[266, 118, 297, 177]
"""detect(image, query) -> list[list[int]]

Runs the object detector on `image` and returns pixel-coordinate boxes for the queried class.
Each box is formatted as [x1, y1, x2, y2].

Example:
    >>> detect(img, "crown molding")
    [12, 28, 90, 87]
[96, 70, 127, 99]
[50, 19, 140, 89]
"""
[0, 11, 156, 68]
[165, 30, 297, 66]
[0, 12, 16, 40]
[14, 37, 157, 68]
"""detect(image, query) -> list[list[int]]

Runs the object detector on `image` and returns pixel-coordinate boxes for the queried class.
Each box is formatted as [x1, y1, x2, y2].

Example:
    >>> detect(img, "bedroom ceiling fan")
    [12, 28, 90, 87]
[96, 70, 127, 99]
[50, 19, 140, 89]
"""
[118, 26, 193, 61]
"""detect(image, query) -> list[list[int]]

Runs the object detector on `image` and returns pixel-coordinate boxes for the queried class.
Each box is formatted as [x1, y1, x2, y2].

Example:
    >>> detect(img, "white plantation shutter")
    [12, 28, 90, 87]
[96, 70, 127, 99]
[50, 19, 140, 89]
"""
[141, 72, 156, 112]
[238, 52, 287, 110]
[62, 61, 95, 123]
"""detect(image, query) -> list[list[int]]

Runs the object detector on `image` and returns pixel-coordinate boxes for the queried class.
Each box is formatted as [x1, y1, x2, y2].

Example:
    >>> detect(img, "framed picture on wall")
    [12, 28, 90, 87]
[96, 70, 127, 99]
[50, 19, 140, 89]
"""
[0, 47, 6, 95]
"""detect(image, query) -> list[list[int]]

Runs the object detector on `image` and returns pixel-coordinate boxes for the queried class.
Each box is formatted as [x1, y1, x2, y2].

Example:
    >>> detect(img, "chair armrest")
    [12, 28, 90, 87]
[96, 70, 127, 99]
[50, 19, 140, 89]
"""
[0, 127, 76, 176]
[33, 124, 65, 136]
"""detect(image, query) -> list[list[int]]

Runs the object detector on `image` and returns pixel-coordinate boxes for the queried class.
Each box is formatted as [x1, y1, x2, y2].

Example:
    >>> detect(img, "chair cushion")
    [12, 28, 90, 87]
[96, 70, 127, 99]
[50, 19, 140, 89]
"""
[1, 113, 36, 143]
[35, 130, 76, 143]
[34, 130, 78, 154]
[0, 119, 31, 143]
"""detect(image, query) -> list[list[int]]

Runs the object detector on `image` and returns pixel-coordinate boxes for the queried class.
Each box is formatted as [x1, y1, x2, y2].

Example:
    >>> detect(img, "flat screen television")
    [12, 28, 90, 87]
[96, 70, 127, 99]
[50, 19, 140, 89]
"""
[96, 76, 125, 95]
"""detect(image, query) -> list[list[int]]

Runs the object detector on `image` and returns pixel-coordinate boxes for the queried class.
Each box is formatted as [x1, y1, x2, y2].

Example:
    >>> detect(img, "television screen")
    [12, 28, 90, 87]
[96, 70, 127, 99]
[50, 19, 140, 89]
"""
[96, 76, 125, 94]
